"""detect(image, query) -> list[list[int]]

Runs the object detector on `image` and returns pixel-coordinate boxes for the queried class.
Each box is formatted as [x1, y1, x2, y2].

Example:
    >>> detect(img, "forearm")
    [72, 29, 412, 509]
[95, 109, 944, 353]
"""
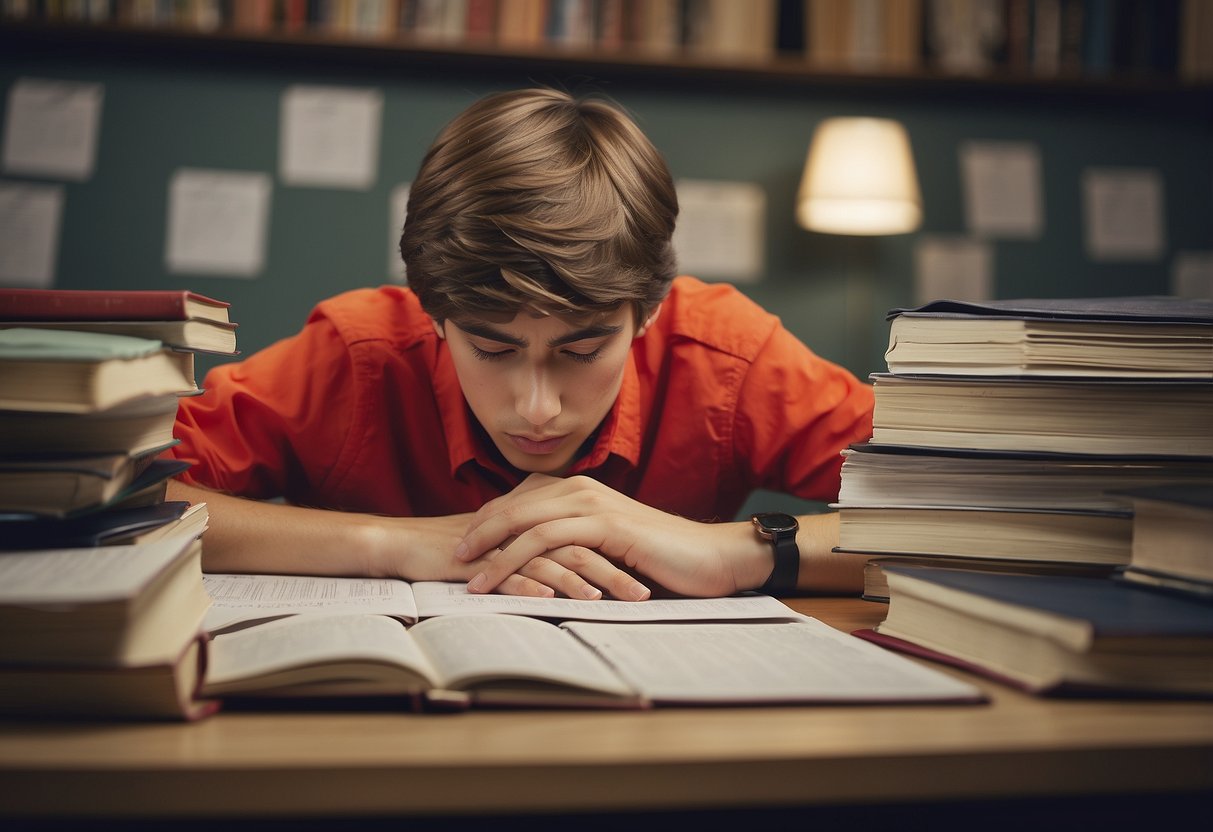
[166, 480, 451, 580]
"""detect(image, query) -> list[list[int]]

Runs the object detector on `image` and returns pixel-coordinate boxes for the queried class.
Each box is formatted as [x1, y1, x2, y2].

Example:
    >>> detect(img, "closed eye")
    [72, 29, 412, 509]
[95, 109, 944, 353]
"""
[468, 343, 514, 361]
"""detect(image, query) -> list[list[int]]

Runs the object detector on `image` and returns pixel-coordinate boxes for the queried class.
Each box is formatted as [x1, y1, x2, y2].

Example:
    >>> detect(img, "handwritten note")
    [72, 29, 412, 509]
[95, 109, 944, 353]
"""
[0, 181, 63, 288]
[280, 85, 383, 190]
[2, 78, 104, 181]
[961, 141, 1043, 239]
[1083, 168, 1165, 261]
[672, 179, 766, 283]
[913, 235, 994, 305]
[165, 168, 272, 277]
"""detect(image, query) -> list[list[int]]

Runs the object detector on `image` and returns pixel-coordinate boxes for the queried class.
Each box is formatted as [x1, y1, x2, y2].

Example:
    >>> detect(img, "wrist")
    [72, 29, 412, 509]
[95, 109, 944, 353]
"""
[727, 521, 782, 592]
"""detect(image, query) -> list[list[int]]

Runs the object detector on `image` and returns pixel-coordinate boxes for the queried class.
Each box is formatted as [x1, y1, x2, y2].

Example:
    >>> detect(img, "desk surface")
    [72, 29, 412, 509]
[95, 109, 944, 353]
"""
[2, 597, 1212, 820]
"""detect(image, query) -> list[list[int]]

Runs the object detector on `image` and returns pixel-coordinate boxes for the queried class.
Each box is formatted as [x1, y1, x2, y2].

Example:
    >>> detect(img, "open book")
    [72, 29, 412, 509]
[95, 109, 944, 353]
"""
[201, 612, 985, 709]
[201, 574, 800, 633]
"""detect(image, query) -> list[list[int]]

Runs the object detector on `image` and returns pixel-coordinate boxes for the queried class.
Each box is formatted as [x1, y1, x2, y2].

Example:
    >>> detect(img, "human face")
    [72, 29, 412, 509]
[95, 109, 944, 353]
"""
[437, 305, 648, 477]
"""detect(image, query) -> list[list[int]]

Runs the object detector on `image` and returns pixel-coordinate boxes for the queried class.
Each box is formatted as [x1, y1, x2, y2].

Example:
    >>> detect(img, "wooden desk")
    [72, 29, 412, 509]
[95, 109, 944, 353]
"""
[1, 597, 1211, 824]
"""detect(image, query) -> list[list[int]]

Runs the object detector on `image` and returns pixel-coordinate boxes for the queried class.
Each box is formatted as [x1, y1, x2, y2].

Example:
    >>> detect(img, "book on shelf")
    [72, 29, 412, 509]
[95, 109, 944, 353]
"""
[0, 287, 232, 324]
[1117, 484, 1213, 599]
[1, 318, 239, 355]
[883, 295, 1213, 378]
[0, 394, 181, 456]
[868, 373, 1213, 457]
[861, 555, 1118, 604]
[0, 328, 198, 413]
[201, 611, 984, 709]
[838, 442, 1213, 511]
[834, 504, 1132, 566]
[200, 572, 805, 634]
[0, 500, 205, 550]
[0, 453, 187, 518]
[856, 565, 1213, 698]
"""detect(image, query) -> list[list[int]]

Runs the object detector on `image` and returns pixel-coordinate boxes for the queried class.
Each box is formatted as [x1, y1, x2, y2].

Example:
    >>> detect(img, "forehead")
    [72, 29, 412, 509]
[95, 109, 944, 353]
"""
[450, 304, 628, 332]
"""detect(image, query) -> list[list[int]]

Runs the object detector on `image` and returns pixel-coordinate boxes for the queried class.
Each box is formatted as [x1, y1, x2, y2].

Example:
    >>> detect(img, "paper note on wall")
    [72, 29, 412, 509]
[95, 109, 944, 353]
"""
[0, 181, 64, 287]
[1, 78, 104, 181]
[280, 85, 383, 190]
[388, 183, 410, 283]
[671, 179, 766, 283]
[913, 235, 994, 305]
[165, 168, 272, 278]
[960, 141, 1043, 239]
[1172, 251, 1213, 299]
[1083, 168, 1165, 261]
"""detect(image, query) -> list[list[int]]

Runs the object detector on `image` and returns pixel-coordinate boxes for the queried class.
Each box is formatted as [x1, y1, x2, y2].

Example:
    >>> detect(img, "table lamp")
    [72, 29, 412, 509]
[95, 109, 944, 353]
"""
[796, 116, 922, 235]
[795, 116, 922, 374]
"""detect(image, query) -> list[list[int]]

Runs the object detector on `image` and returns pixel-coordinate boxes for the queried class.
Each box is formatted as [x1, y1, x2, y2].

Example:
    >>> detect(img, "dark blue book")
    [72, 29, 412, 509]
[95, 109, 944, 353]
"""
[858, 566, 1213, 697]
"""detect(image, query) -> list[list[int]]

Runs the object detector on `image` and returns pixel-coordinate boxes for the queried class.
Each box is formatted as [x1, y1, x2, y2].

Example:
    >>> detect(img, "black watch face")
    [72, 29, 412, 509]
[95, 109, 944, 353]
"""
[753, 512, 798, 534]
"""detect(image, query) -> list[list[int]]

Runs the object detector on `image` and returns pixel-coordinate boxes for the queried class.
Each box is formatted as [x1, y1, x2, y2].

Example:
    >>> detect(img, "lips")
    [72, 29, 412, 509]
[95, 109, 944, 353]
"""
[508, 433, 567, 455]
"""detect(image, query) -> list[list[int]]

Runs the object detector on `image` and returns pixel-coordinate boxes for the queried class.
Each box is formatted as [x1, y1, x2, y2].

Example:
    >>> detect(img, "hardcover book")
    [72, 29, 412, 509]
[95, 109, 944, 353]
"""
[860, 566, 1213, 697]
[0, 288, 231, 324]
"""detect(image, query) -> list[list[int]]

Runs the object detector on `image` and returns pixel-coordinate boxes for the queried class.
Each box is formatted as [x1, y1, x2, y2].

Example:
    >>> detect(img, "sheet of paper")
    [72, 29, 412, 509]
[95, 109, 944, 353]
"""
[410, 581, 798, 621]
[913, 235, 994, 305]
[960, 140, 1043, 238]
[671, 179, 766, 283]
[1171, 251, 1213, 299]
[564, 618, 983, 702]
[280, 84, 383, 189]
[1083, 167, 1165, 261]
[388, 183, 410, 283]
[165, 168, 271, 277]
[0, 181, 63, 288]
[202, 574, 419, 632]
[2, 78, 104, 181]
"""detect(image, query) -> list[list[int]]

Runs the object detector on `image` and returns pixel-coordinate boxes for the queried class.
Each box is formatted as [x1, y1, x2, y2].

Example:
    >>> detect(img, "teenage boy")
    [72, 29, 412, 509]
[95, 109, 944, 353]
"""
[167, 88, 874, 600]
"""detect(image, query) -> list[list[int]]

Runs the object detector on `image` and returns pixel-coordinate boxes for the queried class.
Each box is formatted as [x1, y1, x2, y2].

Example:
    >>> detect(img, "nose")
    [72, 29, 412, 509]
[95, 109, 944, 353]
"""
[516, 365, 561, 427]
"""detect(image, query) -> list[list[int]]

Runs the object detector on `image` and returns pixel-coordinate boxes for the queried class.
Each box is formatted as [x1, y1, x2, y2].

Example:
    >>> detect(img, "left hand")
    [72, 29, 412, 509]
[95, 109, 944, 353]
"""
[455, 474, 759, 599]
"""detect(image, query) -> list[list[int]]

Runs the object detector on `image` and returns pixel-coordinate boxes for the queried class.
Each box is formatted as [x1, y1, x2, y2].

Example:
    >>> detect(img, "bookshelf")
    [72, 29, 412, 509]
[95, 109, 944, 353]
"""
[1, 1, 1211, 113]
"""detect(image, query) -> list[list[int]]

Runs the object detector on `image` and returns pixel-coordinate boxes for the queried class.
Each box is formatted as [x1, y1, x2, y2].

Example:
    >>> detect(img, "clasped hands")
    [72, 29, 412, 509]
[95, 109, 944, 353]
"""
[452, 474, 762, 601]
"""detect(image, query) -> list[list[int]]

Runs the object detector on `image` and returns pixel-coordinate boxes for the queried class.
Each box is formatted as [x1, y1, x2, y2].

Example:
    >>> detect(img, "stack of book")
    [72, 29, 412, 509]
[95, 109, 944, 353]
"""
[839, 295, 1213, 697]
[835, 295, 1213, 603]
[0, 288, 236, 720]
[0, 533, 217, 719]
[0, 288, 237, 548]
[1117, 484, 1213, 599]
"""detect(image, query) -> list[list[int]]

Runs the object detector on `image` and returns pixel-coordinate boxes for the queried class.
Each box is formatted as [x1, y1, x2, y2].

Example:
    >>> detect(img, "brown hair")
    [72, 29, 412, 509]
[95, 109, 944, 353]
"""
[400, 88, 678, 325]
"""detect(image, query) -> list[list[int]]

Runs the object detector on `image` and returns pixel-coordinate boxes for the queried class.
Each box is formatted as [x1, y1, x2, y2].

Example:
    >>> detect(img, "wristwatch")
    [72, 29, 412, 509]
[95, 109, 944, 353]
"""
[751, 512, 800, 595]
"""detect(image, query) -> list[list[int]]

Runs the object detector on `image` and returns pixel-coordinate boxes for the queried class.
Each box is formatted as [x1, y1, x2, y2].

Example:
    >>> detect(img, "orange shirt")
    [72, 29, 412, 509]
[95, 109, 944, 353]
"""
[169, 277, 873, 522]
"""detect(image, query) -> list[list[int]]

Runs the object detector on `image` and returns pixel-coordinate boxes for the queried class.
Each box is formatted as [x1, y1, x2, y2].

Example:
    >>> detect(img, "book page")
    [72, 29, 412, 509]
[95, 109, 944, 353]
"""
[409, 614, 634, 696]
[203, 613, 435, 696]
[0, 535, 197, 605]
[562, 618, 983, 703]
[412, 582, 798, 622]
[203, 574, 418, 633]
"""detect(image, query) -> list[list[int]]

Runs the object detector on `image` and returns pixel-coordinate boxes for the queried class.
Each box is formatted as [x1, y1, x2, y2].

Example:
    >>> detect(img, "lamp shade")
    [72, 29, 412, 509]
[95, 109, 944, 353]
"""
[796, 117, 923, 235]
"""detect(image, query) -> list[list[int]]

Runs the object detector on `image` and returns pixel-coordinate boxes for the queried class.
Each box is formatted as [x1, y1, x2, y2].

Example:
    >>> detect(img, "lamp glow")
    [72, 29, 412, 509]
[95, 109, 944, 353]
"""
[796, 117, 923, 235]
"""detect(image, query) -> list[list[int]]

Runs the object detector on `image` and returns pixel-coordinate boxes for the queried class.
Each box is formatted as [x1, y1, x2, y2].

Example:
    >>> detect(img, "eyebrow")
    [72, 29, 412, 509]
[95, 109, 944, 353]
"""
[453, 321, 625, 349]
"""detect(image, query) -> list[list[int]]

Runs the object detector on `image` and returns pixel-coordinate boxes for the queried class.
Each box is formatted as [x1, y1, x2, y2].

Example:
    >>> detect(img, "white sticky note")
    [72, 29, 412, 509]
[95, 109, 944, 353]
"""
[165, 168, 272, 278]
[1172, 251, 1213, 299]
[388, 183, 410, 283]
[960, 141, 1043, 239]
[913, 235, 994, 305]
[2, 78, 104, 181]
[672, 179, 766, 283]
[0, 180, 64, 287]
[1083, 168, 1165, 261]
[280, 85, 383, 190]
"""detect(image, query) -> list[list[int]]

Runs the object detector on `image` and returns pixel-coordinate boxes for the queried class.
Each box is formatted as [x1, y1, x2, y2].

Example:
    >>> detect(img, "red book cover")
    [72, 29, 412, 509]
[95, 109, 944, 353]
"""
[0, 289, 231, 323]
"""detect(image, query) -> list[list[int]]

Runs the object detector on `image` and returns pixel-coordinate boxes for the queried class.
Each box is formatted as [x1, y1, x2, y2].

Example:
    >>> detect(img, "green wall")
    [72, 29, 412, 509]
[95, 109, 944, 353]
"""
[2, 41, 1211, 517]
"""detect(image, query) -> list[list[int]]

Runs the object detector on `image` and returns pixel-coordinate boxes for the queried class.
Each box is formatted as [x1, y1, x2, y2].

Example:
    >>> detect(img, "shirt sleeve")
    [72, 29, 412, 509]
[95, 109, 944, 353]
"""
[731, 324, 875, 503]
[167, 313, 359, 501]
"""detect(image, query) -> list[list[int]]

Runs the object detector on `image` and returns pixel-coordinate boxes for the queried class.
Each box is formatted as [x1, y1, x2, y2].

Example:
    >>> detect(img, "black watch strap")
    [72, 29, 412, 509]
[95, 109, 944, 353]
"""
[753, 513, 800, 595]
